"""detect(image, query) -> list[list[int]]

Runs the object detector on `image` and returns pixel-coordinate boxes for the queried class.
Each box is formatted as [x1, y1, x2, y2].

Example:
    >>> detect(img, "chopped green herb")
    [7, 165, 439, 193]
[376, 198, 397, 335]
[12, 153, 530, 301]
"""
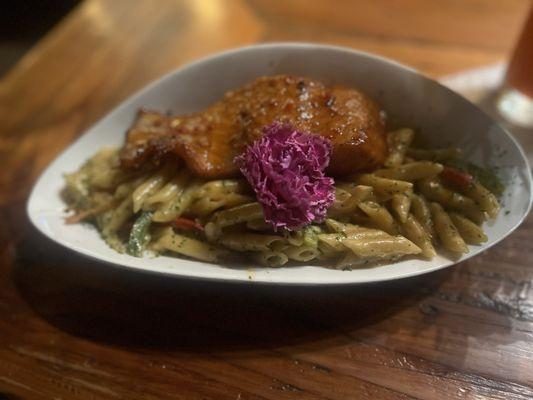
[302, 225, 322, 247]
[127, 211, 153, 257]
[445, 159, 504, 196]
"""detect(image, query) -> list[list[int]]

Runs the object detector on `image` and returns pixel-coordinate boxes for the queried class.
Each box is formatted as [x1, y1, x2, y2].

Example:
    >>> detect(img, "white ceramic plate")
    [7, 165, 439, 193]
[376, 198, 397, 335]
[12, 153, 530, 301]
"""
[27, 43, 532, 285]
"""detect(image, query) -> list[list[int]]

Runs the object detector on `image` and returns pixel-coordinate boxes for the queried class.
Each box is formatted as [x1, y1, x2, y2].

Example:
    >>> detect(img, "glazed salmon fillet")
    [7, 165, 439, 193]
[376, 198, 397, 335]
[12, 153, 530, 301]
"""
[120, 75, 387, 177]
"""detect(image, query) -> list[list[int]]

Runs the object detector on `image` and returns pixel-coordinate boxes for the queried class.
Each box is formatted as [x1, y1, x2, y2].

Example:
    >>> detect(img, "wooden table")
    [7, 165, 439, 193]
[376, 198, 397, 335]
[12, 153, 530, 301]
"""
[1, 1, 532, 398]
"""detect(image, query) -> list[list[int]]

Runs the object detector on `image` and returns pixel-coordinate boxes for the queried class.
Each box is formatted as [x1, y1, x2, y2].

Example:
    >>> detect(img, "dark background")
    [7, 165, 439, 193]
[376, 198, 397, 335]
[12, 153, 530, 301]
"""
[1, 1, 80, 75]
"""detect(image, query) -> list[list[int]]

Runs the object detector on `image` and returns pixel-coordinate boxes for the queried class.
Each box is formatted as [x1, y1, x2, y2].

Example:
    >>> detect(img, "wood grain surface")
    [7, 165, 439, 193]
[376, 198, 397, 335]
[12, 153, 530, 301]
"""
[1, 0, 532, 399]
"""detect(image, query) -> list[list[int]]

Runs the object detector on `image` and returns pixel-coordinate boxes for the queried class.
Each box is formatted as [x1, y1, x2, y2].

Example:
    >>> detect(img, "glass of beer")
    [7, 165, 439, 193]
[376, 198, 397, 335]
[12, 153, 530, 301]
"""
[496, 7, 533, 128]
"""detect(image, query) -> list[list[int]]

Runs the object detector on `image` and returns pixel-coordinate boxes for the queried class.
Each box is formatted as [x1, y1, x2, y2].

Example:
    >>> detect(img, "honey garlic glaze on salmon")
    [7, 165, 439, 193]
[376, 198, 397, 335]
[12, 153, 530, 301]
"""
[120, 75, 387, 177]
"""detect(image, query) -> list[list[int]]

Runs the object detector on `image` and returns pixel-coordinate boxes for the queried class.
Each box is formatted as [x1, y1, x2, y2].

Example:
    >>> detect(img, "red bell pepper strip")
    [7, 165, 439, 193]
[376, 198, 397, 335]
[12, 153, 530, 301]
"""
[441, 166, 474, 192]
[172, 217, 204, 232]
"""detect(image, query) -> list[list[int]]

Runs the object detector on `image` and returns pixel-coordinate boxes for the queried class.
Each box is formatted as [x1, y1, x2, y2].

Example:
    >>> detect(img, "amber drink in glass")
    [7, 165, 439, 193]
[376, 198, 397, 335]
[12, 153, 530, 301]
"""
[497, 8, 533, 128]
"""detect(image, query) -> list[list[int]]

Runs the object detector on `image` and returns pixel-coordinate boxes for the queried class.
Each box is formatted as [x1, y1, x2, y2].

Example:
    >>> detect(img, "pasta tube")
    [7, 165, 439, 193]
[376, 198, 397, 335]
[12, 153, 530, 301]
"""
[342, 236, 421, 258]
[418, 178, 486, 224]
[153, 228, 230, 263]
[252, 251, 289, 268]
[384, 128, 414, 167]
[375, 161, 443, 181]
[356, 174, 413, 198]
[358, 201, 399, 235]
[449, 212, 488, 245]
[219, 233, 284, 252]
[390, 193, 411, 223]
[212, 202, 264, 228]
[430, 202, 468, 254]
[399, 214, 436, 259]
[410, 193, 435, 240]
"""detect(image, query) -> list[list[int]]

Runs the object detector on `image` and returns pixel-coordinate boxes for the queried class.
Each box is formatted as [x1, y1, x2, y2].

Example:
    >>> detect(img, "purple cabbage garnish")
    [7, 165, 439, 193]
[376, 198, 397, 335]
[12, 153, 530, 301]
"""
[234, 122, 335, 231]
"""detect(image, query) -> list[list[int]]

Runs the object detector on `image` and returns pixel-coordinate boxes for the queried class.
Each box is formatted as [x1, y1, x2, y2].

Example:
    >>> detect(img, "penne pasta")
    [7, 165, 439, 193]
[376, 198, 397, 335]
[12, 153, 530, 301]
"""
[144, 169, 190, 209]
[418, 178, 486, 224]
[390, 193, 411, 223]
[346, 207, 370, 225]
[103, 196, 133, 234]
[342, 235, 421, 258]
[399, 214, 436, 259]
[246, 218, 272, 231]
[449, 212, 488, 245]
[410, 193, 436, 240]
[133, 178, 164, 213]
[319, 221, 392, 253]
[384, 128, 414, 167]
[212, 202, 264, 228]
[375, 161, 443, 181]
[153, 228, 231, 263]
[144, 182, 180, 210]
[189, 193, 254, 217]
[284, 245, 320, 262]
[152, 180, 202, 222]
[430, 202, 468, 254]
[356, 174, 413, 198]
[324, 218, 386, 237]
[219, 232, 284, 252]
[465, 182, 500, 218]
[204, 222, 222, 242]
[252, 251, 289, 268]
[317, 241, 342, 259]
[358, 201, 399, 235]
[317, 233, 349, 251]
[195, 179, 249, 197]
[328, 185, 373, 217]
